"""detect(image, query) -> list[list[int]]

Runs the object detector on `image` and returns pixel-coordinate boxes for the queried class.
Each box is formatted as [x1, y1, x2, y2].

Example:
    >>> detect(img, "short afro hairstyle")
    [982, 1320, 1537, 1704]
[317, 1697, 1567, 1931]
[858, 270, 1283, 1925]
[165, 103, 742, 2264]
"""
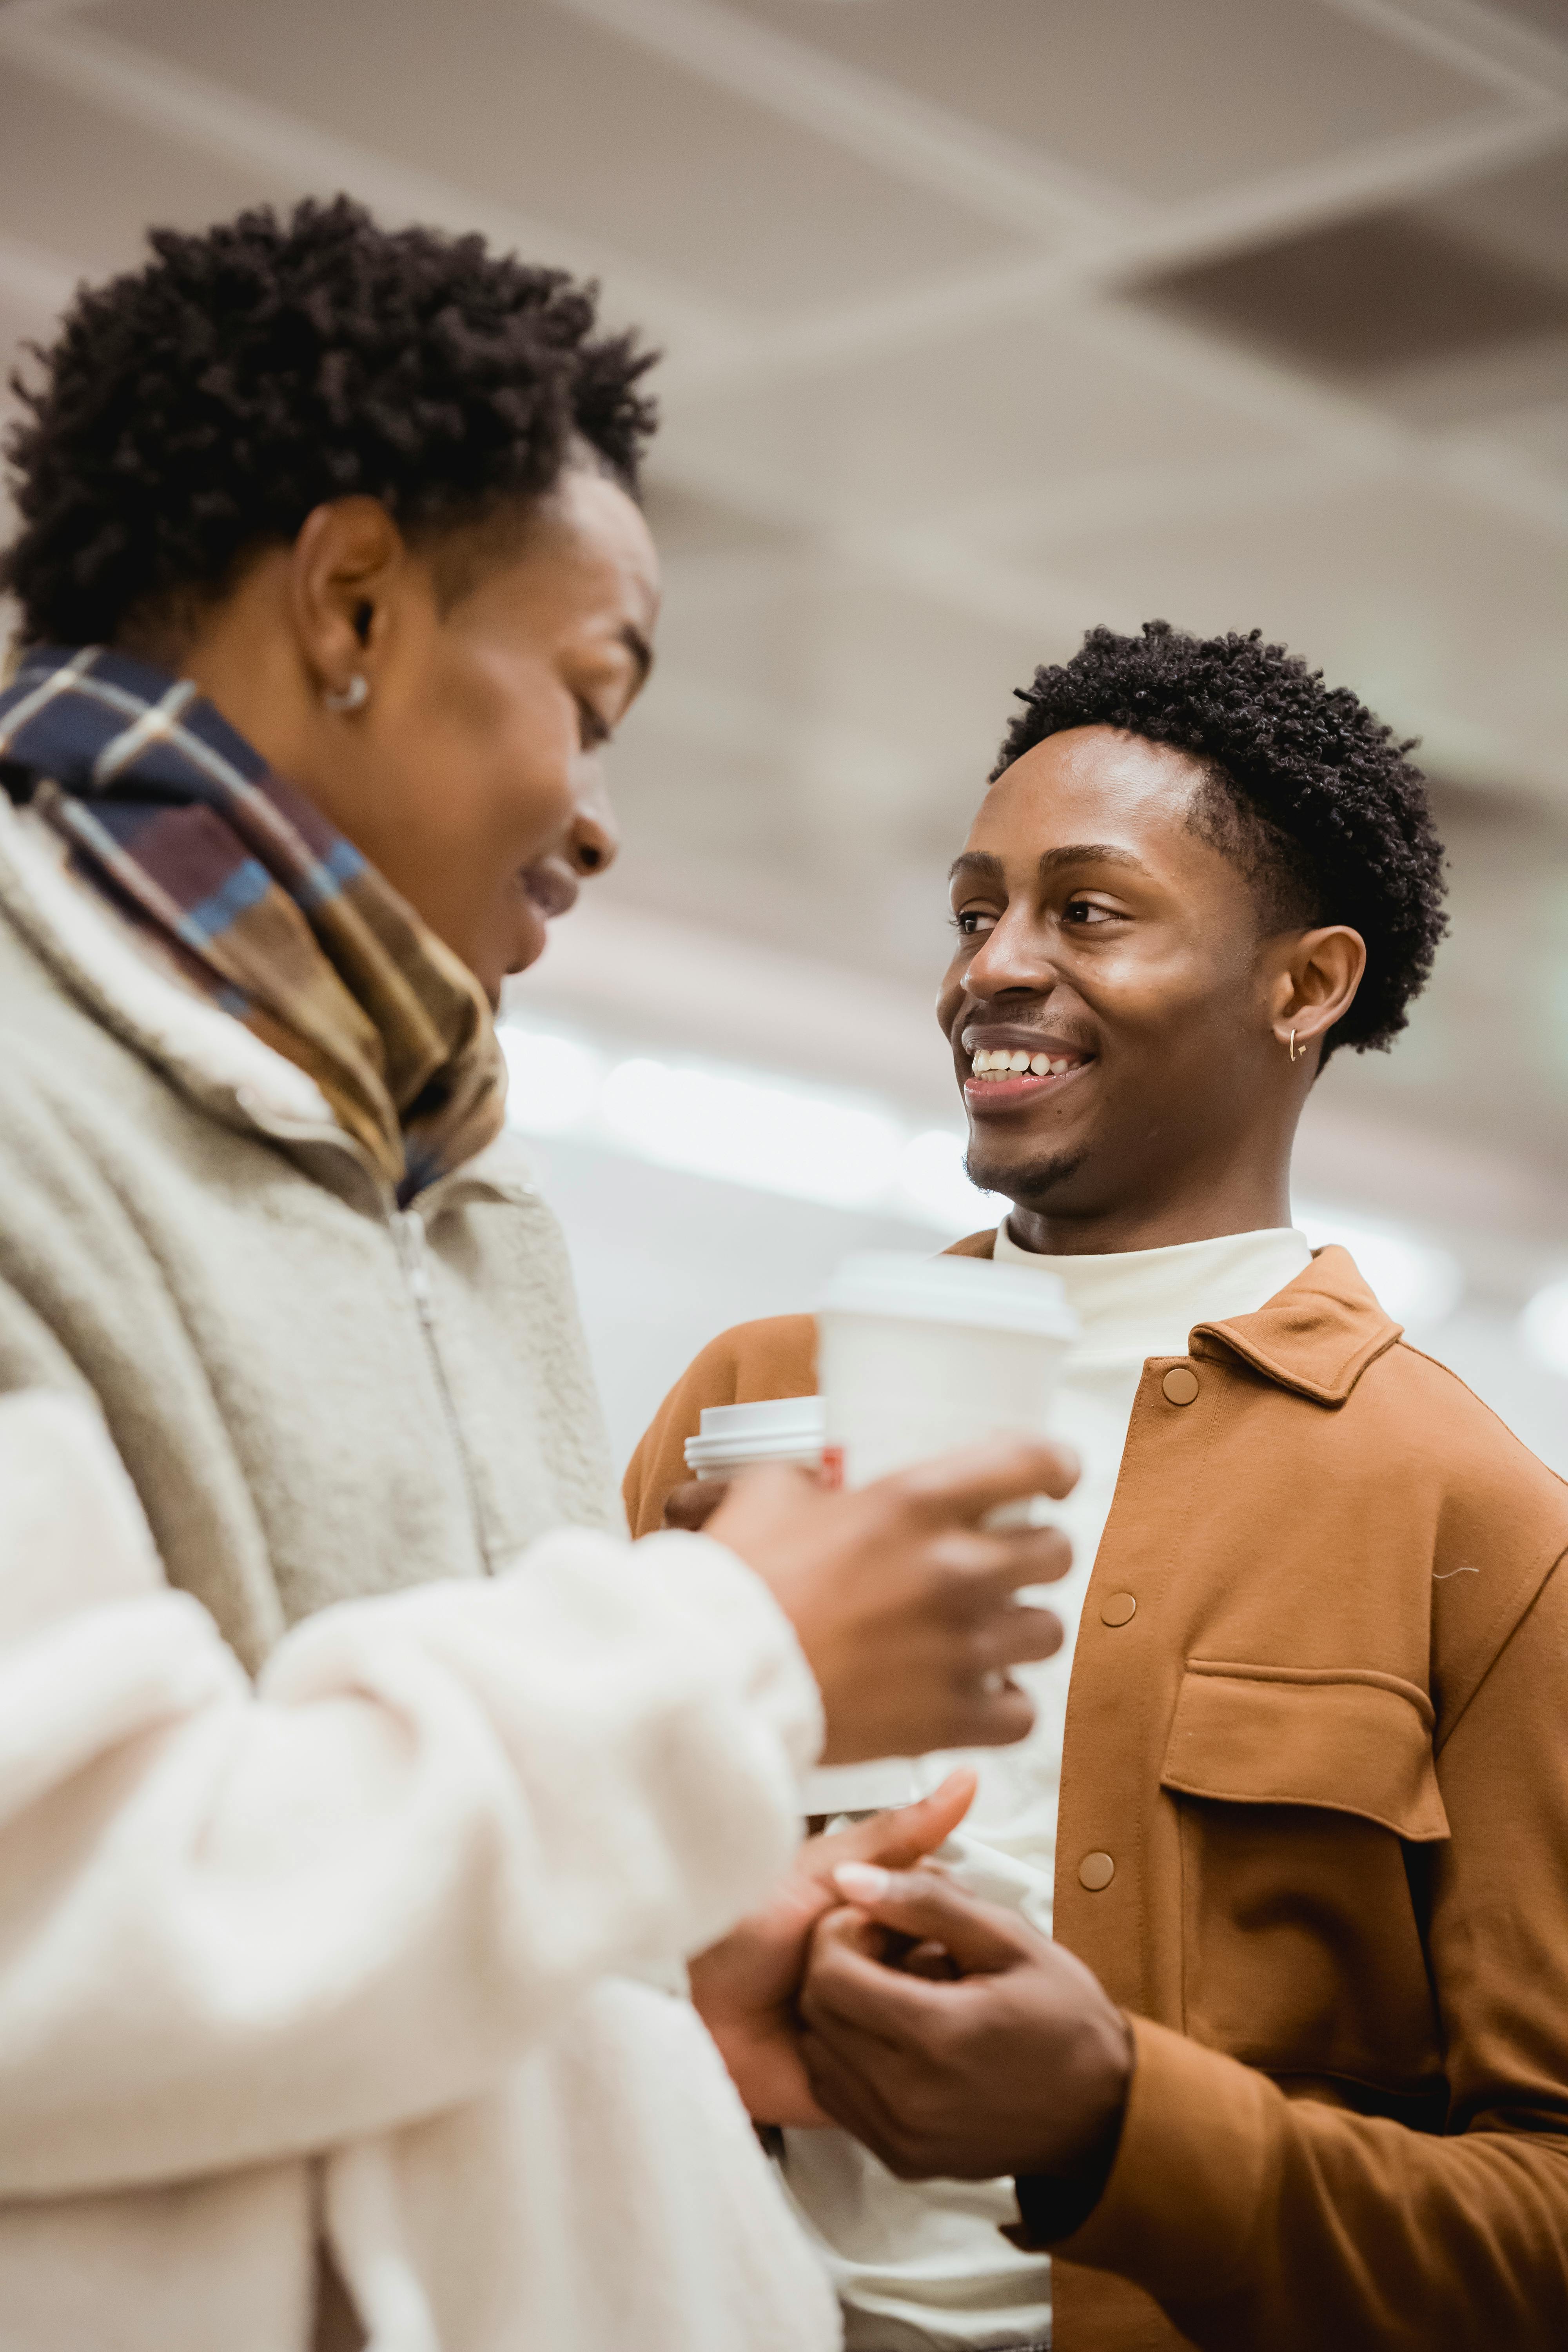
[991, 620, 1446, 1060]
[2, 194, 659, 647]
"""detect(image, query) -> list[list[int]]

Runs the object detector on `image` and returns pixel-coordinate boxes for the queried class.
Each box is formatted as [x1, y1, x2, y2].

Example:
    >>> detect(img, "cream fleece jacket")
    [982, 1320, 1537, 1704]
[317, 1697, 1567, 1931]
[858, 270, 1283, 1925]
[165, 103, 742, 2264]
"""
[0, 800, 838, 2352]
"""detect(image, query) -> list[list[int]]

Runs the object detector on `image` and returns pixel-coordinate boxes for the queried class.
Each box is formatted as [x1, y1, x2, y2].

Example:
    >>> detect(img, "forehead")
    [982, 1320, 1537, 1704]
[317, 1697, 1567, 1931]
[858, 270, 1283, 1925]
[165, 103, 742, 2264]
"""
[961, 722, 1239, 881]
[452, 468, 660, 637]
[541, 468, 660, 624]
[968, 726, 1208, 854]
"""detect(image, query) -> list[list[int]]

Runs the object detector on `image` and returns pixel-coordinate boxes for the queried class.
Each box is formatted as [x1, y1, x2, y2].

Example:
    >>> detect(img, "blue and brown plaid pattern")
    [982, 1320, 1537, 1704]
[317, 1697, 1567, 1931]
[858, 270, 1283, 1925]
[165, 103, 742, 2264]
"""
[0, 645, 506, 1199]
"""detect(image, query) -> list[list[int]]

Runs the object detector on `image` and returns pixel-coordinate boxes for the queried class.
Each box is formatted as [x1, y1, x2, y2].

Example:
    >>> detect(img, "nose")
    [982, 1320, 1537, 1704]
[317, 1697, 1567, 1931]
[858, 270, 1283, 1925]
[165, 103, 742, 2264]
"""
[964, 908, 1054, 1001]
[569, 766, 620, 880]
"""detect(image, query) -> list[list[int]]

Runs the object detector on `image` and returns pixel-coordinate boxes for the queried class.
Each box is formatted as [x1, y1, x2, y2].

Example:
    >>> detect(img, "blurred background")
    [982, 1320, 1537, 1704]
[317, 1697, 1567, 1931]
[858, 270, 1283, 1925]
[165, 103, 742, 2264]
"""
[0, 0, 1564, 1468]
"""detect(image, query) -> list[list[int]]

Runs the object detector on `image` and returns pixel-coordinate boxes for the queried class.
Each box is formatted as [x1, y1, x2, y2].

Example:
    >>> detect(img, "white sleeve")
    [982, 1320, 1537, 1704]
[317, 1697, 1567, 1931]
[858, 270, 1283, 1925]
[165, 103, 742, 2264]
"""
[0, 1392, 822, 2199]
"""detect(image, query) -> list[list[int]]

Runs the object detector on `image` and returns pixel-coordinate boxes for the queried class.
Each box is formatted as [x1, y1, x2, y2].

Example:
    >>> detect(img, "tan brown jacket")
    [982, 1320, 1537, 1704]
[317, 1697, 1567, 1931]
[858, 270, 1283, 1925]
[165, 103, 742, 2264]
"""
[626, 1236, 1568, 2352]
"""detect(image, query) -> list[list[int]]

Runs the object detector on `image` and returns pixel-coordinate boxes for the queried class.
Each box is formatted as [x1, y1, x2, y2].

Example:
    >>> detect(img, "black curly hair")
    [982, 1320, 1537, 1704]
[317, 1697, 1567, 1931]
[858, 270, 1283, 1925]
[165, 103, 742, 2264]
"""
[2, 195, 659, 648]
[991, 620, 1446, 1060]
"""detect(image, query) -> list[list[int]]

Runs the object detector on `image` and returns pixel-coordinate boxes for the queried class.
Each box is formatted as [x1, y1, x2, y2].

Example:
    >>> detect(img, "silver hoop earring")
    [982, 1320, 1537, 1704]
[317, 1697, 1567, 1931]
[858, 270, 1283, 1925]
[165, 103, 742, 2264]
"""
[1289, 1028, 1304, 1063]
[322, 674, 369, 715]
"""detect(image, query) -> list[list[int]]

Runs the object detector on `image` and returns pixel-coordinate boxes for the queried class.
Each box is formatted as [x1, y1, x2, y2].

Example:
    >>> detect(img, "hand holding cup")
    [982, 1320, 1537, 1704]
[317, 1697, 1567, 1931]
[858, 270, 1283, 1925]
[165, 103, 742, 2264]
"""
[706, 1432, 1076, 1762]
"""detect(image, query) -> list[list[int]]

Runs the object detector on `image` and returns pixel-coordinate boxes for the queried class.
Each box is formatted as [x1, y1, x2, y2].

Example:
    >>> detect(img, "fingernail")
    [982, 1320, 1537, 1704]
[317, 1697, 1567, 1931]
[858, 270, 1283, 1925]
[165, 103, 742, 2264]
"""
[833, 1862, 891, 1904]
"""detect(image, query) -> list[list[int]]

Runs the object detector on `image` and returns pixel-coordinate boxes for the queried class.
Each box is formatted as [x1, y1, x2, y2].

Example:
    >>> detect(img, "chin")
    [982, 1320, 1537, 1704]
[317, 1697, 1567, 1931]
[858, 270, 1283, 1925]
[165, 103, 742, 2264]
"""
[965, 1141, 1088, 1206]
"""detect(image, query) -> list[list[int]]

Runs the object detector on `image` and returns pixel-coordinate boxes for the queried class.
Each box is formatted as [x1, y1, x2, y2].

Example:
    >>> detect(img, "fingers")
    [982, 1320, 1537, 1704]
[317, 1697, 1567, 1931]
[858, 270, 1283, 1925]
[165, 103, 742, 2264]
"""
[826, 1866, 1034, 1975]
[883, 1434, 1080, 1523]
[982, 1603, 1064, 1670]
[944, 1677, 1037, 1750]
[800, 1908, 936, 2050]
[928, 1521, 1073, 1599]
[844, 1769, 977, 1871]
[663, 1478, 728, 1532]
[799, 2022, 911, 2156]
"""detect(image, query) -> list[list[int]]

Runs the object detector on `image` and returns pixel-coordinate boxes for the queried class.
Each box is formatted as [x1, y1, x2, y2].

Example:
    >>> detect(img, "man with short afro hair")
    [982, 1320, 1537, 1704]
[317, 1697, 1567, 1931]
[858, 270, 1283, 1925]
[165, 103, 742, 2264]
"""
[628, 621, 1568, 2352]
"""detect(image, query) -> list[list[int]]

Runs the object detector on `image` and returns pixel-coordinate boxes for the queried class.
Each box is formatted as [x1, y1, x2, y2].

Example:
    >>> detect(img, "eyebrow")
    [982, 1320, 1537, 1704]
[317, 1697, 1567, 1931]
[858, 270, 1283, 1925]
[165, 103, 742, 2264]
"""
[948, 843, 1149, 885]
[1038, 842, 1147, 878]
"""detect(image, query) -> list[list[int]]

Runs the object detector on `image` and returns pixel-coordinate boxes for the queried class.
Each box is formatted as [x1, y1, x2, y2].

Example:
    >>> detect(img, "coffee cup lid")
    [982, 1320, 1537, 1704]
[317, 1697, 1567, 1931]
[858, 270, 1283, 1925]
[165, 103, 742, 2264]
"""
[818, 1250, 1078, 1342]
[684, 1395, 826, 1475]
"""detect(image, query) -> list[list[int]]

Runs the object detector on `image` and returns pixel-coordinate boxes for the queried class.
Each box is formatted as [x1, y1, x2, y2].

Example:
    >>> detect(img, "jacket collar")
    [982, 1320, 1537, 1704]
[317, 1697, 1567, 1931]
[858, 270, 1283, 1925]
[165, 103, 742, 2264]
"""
[946, 1227, 1401, 1405]
[1195, 1245, 1403, 1403]
[0, 796, 540, 1216]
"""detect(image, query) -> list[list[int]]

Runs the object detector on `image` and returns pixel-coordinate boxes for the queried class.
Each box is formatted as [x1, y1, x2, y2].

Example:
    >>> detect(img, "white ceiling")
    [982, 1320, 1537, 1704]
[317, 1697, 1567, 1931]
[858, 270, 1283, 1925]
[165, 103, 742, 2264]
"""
[0, 0, 1564, 1256]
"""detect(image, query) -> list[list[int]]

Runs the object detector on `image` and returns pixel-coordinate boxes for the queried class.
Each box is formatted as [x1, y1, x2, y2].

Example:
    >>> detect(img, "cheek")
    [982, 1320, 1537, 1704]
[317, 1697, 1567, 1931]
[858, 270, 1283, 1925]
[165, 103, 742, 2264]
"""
[432, 657, 579, 857]
[937, 941, 979, 1012]
[1082, 935, 1237, 1038]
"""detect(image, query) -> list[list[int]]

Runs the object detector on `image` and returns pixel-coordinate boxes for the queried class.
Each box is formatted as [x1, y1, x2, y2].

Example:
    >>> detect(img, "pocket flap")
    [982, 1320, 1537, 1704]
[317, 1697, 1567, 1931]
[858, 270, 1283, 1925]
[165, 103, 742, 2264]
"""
[1160, 1661, 1449, 1842]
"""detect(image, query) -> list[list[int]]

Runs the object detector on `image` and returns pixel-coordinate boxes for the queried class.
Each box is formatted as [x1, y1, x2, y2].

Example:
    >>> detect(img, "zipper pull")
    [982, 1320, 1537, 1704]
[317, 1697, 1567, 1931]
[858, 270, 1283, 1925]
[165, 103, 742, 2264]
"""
[397, 1209, 433, 1312]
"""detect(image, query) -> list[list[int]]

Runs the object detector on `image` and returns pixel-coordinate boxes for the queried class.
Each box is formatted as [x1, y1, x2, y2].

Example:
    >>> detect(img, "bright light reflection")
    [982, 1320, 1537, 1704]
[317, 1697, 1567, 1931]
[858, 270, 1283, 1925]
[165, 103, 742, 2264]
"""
[1521, 1279, 1568, 1378]
[599, 1056, 905, 1209]
[501, 1029, 603, 1134]
[1296, 1205, 1463, 1329]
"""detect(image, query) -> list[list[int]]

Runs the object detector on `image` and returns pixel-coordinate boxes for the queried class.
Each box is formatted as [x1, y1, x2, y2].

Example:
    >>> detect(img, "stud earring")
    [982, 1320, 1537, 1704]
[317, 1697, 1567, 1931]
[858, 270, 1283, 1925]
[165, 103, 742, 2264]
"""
[322, 674, 369, 715]
[1289, 1028, 1305, 1062]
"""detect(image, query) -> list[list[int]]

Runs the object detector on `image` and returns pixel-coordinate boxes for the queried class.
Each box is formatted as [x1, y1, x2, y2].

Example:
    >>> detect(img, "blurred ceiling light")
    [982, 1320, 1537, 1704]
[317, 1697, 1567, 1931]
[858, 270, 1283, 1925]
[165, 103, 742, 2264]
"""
[599, 1055, 906, 1210]
[1296, 1204, 1463, 1329]
[500, 1028, 604, 1134]
[1520, 1279, 1568, 1379]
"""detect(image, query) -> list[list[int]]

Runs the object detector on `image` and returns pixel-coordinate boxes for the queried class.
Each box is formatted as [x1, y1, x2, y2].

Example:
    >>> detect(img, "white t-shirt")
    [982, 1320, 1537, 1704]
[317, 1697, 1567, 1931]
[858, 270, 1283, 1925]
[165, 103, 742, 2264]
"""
[781, 1222, 1314, 2352]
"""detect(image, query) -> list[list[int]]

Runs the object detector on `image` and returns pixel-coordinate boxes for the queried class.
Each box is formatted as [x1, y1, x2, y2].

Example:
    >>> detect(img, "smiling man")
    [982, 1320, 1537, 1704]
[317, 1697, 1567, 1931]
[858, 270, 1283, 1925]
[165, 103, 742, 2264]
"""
[627, 621, 1568, 2352]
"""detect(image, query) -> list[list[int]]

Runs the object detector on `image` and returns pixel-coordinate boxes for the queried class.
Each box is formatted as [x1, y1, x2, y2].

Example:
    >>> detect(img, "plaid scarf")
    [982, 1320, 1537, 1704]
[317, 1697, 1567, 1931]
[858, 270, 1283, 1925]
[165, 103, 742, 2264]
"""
[0, 645, 507, 1201]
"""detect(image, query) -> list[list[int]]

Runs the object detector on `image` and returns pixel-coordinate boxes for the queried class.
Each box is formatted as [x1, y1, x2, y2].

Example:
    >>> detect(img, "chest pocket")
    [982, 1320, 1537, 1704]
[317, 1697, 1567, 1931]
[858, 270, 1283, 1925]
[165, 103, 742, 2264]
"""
[1161, 1662, 1448, 2100]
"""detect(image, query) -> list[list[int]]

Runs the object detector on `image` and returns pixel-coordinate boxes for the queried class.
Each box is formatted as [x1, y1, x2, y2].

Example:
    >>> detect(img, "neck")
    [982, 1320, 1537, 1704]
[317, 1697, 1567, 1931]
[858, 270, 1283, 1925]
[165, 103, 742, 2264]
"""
[1004, 1148, 1296, 1258]
[118, 554, 324, 788]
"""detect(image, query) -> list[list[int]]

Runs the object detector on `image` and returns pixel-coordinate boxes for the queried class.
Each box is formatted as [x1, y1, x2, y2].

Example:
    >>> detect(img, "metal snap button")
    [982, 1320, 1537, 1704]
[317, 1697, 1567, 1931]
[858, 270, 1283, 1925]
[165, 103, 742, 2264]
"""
[1100, 1592, 1137, 1627]
[1162, 1366, 1200, 1406]
[1078, 1851, 1115, 1892]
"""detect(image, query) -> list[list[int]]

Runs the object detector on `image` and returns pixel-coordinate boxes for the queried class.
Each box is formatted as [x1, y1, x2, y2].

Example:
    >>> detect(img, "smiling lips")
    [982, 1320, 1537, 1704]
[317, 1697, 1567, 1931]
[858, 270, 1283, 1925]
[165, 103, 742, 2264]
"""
[970, 1046, 1084, 1081]
[963, 1040, 1092, 1105]
[521, 861, 579, 921]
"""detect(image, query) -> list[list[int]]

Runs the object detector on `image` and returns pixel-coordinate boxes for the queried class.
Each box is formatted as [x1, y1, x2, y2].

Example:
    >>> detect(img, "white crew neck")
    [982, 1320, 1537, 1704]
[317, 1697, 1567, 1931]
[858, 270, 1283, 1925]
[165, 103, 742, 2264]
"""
[992, 1220, 1312, 1364]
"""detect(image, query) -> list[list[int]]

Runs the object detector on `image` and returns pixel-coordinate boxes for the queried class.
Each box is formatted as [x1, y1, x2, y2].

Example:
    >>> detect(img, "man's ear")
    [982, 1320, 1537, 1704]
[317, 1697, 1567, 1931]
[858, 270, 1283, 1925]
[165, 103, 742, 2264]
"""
[285, 497, 405, 705]
[1268, 925, 1366, 1063]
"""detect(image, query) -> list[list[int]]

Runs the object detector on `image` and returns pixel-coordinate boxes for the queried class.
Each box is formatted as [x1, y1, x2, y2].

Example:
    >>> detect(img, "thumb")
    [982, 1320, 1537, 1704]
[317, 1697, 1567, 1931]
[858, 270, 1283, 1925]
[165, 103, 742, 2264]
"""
[838, 1769, 977, 1873]
[829, 1863, 1025, 1975]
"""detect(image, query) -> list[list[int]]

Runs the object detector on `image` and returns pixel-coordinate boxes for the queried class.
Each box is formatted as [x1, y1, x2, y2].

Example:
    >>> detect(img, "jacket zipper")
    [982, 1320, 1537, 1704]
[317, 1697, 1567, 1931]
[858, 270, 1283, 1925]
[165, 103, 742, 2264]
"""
[392, 1206, 494, 1575]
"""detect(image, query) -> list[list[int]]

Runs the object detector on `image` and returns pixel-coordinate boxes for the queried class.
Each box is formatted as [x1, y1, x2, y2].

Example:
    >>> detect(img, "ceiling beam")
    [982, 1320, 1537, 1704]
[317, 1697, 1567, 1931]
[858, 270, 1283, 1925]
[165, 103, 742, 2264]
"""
[545, 0, 1127, 243]
[0, 6, 736, 362]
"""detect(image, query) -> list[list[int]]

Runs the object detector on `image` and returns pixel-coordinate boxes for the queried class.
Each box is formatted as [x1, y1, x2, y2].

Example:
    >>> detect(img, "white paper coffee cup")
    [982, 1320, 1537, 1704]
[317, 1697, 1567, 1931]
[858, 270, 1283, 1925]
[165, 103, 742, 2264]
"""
[806, 1251, 1078, 1813]
[682, 1401, 910, 1812]
[818, 1251, 1077, 1488]
[684, 1396, 826, 1480]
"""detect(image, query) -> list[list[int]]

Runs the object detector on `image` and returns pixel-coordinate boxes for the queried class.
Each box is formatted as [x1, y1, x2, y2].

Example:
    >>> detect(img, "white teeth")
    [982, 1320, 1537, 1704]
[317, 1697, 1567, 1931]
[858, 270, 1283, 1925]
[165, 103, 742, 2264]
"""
[969, 1045, 1091, 1077]
[970, 1045, 1063, 1077]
